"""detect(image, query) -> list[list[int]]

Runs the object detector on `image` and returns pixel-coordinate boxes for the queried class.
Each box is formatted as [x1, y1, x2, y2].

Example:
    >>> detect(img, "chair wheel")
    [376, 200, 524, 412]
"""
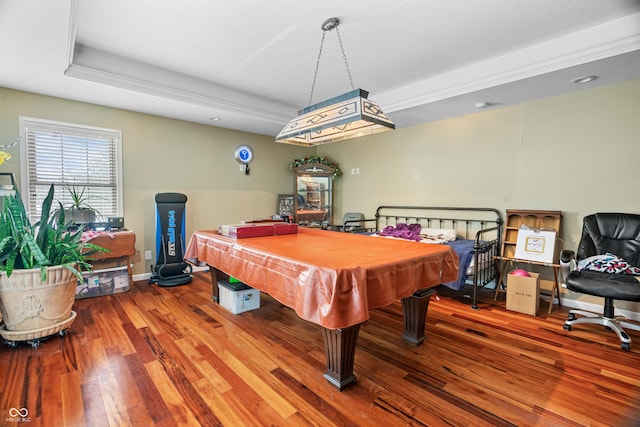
[567, 313, 576, 321]
[563, 323, 572, 331]
[621, 342, 631, 351]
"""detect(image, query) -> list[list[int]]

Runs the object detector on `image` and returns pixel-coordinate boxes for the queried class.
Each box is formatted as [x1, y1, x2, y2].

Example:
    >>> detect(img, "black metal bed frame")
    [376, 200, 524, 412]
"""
[344, 206, 503, 309]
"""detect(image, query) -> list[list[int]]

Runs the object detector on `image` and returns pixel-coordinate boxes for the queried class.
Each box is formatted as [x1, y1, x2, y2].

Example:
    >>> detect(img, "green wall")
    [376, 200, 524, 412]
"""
[320, 79, 640, 234]
[317, 78, 640, 309]
[2, 79, 640, 310]
[0, 88, 309, 275]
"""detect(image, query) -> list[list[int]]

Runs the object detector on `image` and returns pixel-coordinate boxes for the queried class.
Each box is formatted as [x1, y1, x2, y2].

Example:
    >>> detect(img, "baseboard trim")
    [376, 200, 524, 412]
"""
[133, 265, 209, 283]
[542, 294, 640, 322]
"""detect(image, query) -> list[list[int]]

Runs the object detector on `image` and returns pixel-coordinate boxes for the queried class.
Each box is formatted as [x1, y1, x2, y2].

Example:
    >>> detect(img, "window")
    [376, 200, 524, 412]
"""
[19, 117, 123, 222]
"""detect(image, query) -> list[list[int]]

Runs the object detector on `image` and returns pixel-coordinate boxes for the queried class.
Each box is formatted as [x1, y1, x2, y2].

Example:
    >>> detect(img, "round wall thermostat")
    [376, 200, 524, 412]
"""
[234, 145, 254, 164]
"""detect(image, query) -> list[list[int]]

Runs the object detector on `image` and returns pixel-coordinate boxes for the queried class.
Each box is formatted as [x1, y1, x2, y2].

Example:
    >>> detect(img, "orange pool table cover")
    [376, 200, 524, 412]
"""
[185, 227, 459, 329]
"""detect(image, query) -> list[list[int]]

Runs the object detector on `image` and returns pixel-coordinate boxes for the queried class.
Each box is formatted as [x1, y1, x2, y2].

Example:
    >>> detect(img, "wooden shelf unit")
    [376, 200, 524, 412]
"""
[495, 209, 563, 313]
[501, 209, 562, 260]
[305, 181, 324, 208]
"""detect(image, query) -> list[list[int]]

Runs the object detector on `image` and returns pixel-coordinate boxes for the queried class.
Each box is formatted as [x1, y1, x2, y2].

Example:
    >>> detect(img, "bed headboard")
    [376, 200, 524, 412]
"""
[349, 206, 504, 308]
[349, 205, 503, 245]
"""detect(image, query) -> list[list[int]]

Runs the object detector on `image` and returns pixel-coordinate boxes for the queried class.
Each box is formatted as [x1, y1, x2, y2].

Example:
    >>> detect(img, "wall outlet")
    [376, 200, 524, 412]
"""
[144, 250, 152, 260]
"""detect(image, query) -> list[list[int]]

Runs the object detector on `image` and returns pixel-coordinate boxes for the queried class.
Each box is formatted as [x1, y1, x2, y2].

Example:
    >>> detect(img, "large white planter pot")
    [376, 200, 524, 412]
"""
[0, 265, 77, 342]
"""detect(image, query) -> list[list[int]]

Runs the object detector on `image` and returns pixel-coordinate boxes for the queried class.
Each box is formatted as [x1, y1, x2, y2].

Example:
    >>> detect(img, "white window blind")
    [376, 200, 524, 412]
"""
[19, 117, 123, 222]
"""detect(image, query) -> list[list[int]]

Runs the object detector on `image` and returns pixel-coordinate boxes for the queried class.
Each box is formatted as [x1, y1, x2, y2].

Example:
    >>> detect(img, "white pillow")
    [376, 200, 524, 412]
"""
[421, 228, 457, 242]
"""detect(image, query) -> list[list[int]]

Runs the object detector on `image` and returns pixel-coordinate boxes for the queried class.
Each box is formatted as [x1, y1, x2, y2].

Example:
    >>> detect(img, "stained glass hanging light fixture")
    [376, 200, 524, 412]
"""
[276, 17, 395, 147]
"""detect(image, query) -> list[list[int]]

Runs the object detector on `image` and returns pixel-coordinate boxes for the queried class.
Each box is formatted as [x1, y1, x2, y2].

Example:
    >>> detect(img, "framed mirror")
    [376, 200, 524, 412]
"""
[293, 162, 336, 227]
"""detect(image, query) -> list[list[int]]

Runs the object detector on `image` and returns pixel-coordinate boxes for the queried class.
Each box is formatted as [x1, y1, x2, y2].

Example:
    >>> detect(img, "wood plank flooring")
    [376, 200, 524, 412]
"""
[1, 271, 639, 426]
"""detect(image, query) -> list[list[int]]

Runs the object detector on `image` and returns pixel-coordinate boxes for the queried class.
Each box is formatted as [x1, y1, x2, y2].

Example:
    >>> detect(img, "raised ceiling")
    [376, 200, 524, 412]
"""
[1, 0, 639, 137]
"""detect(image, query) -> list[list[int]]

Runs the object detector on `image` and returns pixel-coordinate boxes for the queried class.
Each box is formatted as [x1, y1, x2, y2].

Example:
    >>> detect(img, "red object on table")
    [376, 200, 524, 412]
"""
[218, 222, 298, 239]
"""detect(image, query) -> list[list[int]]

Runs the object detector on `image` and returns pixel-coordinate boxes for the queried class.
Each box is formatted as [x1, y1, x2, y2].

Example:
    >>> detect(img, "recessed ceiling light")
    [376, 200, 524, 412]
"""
[572, 76, 597, 84]
[209, 117, 221, 121]
[475, 102, 491, 109]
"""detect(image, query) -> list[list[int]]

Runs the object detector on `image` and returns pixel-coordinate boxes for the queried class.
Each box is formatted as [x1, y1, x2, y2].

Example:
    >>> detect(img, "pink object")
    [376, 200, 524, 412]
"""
[510, 269, 531, 277]
[81, 230, 114, 243]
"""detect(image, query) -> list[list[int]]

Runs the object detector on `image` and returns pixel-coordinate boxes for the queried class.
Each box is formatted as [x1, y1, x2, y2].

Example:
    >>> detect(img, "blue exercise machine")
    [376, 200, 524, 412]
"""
[149, 192, 192, 286]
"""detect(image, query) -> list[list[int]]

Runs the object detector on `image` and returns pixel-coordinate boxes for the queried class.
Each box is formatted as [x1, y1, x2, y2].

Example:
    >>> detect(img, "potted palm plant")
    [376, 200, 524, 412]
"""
[54, 183, 102, 226]
[0, 184, 105, 347]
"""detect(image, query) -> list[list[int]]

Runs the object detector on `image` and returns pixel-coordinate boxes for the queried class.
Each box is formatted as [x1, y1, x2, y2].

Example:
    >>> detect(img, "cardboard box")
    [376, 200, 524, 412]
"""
[76, 266, 130, 299]
[506, 271, 540, 315]
[218, 222, 298, 239]
[218, 280, 260, 314]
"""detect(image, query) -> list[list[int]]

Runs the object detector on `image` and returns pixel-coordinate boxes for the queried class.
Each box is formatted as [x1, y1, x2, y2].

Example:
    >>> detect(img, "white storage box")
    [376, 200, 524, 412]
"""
[76, 266, 130, 299]
[218, 280, 260, 314]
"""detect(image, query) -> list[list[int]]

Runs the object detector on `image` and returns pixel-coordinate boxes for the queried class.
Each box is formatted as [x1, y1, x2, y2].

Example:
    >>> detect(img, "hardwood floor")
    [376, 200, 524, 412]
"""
[1, 271, 639, 426]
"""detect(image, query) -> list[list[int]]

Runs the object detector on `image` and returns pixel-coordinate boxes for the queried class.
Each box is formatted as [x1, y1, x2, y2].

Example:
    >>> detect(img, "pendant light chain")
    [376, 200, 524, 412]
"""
[307, 18, 356, 107]
[335, 25, 356, 92]
[307, 30, 327, 107]
[277, 16, 395, 145]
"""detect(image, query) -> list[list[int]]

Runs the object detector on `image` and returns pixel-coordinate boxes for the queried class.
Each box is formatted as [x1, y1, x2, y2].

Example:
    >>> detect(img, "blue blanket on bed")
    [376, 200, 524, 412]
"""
[443, 239, 476, 291]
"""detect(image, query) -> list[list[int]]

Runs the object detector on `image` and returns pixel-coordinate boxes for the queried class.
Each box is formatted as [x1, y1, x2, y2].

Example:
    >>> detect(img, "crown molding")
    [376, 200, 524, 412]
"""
[63, 0, 292, 124]
[64, 59, 292, 124]
[62, 5, 640, 132]
[379, 13, 640, 112]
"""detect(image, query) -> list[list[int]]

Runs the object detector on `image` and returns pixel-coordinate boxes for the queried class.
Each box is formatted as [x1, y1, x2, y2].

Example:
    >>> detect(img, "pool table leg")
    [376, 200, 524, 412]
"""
[208, 265, 230, 303]
[205, 265, 434, 390]
[321, 324, 361, 390]
[401, 288, 436, 345]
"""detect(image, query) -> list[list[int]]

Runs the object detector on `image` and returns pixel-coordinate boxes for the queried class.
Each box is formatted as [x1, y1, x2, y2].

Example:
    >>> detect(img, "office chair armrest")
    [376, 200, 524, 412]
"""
[559, 249, 576, 284]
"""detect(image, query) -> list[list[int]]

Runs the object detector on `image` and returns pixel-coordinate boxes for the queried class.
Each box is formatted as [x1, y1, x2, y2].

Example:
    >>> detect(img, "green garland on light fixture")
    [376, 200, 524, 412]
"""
[289, 156, 342, 179]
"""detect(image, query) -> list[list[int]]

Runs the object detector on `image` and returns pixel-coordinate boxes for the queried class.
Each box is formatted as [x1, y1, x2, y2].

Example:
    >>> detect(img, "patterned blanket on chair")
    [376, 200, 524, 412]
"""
[578, 253, 640, 275]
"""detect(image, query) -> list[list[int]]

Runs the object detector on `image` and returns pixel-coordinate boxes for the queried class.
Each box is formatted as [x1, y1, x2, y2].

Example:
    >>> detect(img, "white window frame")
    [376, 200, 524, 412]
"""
[18, 116, 123, 222]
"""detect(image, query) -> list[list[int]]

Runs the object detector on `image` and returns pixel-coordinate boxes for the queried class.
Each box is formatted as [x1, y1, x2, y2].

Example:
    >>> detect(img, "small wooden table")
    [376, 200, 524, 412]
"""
[85, 230, 136, 284]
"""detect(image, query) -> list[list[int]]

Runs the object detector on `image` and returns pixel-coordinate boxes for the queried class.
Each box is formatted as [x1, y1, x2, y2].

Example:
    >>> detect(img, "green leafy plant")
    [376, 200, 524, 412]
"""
[289, 156, 342, 179]
[0, 184, 106, 281]
[53, 183, 102, 225]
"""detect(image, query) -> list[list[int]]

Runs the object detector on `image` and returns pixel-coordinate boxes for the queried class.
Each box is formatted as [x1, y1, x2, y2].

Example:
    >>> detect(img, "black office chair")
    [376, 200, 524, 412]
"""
[561, 213, 640, 350]
[326, 212, 366, 232]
